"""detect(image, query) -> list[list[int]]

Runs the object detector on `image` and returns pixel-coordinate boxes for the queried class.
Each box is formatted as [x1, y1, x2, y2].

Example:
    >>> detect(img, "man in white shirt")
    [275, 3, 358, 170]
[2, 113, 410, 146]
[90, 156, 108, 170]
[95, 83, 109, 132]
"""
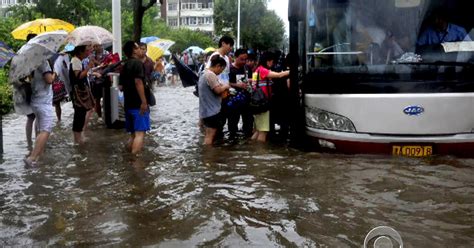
[206, 36, 234, 84]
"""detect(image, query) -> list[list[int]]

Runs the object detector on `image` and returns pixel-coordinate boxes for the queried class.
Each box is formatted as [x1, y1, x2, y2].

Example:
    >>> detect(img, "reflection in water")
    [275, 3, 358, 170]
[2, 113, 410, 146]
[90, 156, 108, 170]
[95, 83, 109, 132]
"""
[1, 86, 473, 247]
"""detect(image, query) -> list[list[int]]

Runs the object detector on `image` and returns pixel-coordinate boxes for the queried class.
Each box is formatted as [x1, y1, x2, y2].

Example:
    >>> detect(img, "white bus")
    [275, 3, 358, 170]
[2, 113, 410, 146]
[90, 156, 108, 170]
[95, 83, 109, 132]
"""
[288, 0, 474, 157]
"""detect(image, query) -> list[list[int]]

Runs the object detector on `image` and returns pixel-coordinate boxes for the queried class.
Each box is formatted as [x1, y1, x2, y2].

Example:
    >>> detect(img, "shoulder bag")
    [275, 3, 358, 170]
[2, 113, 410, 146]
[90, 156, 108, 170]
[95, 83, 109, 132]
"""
[249, 71, 270, 114]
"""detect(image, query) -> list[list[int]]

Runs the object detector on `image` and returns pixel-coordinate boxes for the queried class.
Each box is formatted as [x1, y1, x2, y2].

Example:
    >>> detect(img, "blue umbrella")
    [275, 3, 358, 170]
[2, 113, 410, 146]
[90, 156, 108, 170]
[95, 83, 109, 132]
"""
[0, 41, 15, 68]
[140, 36, 159, 44]
[63, 43, 75, 52]
[183, 46, 204, 54]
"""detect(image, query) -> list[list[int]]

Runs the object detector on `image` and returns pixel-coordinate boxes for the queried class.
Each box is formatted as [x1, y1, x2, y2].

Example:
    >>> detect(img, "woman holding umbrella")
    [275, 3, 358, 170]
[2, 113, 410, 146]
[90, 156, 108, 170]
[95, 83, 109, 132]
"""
[23, 48, 55, 166]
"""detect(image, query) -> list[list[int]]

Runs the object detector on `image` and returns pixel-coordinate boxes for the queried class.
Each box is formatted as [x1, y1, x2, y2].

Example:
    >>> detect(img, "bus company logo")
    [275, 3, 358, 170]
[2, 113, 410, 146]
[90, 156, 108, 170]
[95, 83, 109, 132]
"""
[403, 105, 424, 116]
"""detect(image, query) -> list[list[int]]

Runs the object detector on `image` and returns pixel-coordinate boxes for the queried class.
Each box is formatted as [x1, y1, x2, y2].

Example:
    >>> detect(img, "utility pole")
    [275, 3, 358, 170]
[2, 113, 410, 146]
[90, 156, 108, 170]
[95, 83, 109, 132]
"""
[237, 0, 241, 48]
[177, 0, 181, 28]
[112, 0, 122, 58]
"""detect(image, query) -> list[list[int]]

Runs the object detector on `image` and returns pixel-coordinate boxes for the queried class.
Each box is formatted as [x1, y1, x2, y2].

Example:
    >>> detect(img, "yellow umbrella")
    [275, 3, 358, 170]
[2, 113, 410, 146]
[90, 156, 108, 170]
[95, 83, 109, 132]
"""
[147, 39, 175, 61]
[204, 47, 216, 53]
[11, 18, 75, 40]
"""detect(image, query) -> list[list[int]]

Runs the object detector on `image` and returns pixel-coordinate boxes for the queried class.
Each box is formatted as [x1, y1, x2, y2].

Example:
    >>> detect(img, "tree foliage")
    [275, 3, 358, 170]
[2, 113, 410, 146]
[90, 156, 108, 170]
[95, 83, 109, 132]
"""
[0, 0, 212, 113]
[214, 0, 285, 50]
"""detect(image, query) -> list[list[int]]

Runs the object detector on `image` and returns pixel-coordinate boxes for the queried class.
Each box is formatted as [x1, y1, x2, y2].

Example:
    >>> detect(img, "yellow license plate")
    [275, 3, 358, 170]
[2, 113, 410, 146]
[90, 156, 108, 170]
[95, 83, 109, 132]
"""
[392, 145, 433, 157]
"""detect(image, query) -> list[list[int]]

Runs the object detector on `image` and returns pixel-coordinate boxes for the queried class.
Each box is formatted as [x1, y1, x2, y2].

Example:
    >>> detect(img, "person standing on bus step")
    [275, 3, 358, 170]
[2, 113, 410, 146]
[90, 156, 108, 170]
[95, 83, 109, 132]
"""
[120, 41, 150, 155]
[23, 60, 54, 167]
[199, 55, 230, 145]
[252, 51, 289, 143]
[228, 48, 253, 138]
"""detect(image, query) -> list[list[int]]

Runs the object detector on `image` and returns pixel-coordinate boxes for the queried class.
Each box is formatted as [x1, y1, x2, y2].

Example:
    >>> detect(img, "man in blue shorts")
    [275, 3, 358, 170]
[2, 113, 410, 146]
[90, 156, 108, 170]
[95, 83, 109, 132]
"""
[120, 41, 150, 154]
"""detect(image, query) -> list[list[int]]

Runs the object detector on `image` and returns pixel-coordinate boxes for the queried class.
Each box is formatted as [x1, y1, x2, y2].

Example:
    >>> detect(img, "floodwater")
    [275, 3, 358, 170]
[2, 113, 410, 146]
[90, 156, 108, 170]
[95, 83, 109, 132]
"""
[1, 86, 473, 247]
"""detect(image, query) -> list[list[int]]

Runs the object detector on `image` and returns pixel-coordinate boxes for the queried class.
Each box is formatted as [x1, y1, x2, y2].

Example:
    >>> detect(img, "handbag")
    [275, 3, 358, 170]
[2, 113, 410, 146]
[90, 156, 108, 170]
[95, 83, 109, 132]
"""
[72, 84, 95, 110]
[249, 71, 270, 114]
[52, 78, 67, 103]
[145, 85, 156, 106]
[226, 90, 248, 110]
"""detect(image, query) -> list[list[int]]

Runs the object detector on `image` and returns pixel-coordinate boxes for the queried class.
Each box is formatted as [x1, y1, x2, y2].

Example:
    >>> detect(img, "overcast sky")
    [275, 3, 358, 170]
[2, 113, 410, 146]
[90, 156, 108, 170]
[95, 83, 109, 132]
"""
[267, 0, 289, 35]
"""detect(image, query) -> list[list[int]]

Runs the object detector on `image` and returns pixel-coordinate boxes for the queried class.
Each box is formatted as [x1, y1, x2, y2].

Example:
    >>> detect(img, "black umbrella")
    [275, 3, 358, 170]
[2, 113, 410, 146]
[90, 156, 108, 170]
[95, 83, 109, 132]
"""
[171, 53, 198, 88]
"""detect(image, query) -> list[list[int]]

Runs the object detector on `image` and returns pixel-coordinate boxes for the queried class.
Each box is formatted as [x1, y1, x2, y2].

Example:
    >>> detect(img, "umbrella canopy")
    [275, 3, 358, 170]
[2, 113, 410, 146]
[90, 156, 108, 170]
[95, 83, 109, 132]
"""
[183, 46, 204, 54]
[66, 25, 113, 46]
[140, 36, 159, 44]
[9, 30, 67, 84]
[0, 42, 15, 68]
[11, 18, 75, 40]
[204, 47, 216, 53]
[147, 39, 175, 61]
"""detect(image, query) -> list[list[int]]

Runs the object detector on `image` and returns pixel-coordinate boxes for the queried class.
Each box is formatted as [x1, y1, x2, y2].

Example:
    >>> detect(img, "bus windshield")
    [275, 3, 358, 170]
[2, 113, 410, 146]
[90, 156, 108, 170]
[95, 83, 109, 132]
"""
[305, 0, 474, 93]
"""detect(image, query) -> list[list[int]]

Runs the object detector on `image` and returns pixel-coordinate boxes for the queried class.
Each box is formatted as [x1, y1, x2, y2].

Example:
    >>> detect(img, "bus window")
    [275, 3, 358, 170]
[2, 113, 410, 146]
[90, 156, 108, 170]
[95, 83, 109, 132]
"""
[303, 0, 474, 94]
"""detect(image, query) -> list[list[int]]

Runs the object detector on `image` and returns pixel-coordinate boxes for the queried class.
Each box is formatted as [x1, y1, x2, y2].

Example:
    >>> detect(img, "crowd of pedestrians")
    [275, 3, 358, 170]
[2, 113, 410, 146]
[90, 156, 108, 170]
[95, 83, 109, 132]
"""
[14, 34, 292, 166]
[197, 36, 290, 145]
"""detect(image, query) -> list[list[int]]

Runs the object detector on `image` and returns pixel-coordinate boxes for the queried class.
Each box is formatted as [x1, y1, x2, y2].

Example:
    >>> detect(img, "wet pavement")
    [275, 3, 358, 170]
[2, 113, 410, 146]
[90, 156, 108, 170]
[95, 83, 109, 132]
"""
[1, 86, 473, 247]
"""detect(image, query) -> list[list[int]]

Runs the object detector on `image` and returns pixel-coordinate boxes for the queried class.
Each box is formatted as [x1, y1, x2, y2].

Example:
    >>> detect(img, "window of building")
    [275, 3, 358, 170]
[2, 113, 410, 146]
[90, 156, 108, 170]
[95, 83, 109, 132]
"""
[168, 3, 177, 11]
[189, 17, 197, 25]
[168, 18, 178, 27]
[205, 17, 213, 24]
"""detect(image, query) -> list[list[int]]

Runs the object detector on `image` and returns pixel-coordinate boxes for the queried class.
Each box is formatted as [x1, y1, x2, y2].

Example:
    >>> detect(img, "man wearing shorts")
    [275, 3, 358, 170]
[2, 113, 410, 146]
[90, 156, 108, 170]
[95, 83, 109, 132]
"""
[120, 41, 150, 154]
[24, 60, 54, 166]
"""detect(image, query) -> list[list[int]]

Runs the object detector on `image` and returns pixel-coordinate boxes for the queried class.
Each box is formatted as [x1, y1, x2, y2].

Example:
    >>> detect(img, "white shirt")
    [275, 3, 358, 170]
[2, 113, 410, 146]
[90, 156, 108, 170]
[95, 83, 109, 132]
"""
[206, 51, 230, 84]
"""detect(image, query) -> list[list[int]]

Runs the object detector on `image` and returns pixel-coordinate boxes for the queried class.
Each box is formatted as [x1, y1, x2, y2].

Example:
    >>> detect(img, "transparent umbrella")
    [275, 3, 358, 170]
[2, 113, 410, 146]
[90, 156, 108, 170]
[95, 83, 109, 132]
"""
[183, 46, 204, 54]
[66, 25, 113, 46]
[8, 30, 67, 84]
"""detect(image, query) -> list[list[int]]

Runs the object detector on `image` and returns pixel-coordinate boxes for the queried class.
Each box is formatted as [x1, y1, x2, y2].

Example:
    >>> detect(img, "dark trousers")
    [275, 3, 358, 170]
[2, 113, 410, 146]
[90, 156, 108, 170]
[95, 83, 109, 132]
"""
[227, 104, 254, 137]
[72, 106, 88, 132]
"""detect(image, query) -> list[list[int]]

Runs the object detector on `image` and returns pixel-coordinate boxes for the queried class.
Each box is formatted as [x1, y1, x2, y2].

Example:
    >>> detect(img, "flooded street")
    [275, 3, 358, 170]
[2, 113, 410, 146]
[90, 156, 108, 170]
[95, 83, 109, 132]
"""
[1, 86, 473, 247]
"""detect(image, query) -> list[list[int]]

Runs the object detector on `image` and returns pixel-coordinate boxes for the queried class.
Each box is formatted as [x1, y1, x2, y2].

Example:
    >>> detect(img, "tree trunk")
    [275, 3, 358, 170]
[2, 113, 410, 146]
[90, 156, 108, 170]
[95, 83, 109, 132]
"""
[133, 0, 158, 42]
[160, 0, 167, 21]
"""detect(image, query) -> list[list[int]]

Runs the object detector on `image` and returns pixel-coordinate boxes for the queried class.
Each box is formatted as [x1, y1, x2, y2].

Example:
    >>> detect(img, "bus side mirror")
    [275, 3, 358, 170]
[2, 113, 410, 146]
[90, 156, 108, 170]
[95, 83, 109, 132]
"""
[288, 0, 305, 22]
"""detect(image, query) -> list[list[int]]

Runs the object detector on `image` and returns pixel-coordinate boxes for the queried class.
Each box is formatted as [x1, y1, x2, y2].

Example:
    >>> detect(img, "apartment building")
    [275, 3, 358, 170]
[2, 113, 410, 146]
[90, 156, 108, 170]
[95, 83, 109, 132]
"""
[0, 0, 34, 17]
[164, 0, 214, 33]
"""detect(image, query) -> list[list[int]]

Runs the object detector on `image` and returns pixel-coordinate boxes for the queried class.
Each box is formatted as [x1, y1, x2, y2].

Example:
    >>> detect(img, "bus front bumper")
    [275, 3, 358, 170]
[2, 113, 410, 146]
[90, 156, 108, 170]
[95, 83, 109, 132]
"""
[306, 128, 474, 157]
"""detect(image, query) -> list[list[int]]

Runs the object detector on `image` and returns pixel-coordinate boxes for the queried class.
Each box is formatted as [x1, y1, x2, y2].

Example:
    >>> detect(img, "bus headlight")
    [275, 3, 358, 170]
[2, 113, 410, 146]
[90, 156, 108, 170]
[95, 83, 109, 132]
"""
[305, 107, 357, 132]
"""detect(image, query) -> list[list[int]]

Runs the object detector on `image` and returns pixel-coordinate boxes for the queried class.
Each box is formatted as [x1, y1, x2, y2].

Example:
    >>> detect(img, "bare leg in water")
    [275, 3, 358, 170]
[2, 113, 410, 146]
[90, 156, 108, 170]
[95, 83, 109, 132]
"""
[26, 113, 36, 150]
[54, 102, 61, 121]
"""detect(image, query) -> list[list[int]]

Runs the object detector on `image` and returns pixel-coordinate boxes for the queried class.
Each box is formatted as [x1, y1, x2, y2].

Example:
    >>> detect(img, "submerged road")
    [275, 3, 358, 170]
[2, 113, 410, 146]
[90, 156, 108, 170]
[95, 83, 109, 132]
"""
[1, 86, 473, 247]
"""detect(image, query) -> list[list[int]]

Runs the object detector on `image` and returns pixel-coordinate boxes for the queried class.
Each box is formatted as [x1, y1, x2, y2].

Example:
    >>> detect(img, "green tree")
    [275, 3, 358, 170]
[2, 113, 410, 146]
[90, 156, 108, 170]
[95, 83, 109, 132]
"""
[214, 0, 285, 50]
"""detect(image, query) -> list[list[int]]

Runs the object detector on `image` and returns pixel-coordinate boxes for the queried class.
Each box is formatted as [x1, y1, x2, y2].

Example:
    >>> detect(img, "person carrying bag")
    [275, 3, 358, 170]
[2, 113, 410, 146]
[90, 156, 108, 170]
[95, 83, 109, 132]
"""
[69, 45, 95, 144]
[251, 51, 289, 142]
[249, 71, 270, 114]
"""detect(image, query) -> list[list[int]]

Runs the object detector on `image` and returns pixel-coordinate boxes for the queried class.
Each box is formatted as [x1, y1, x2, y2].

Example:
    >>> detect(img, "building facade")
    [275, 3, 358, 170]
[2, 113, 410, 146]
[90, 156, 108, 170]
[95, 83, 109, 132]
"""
[164, 0, 214, 33]
[0, 0, 34, 17]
